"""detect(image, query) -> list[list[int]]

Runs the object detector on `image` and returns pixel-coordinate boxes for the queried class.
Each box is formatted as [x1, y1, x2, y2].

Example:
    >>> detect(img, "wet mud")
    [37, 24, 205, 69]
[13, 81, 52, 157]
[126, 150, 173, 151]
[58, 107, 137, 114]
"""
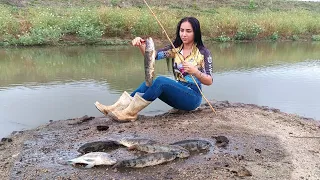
[1, 100, 319, 179]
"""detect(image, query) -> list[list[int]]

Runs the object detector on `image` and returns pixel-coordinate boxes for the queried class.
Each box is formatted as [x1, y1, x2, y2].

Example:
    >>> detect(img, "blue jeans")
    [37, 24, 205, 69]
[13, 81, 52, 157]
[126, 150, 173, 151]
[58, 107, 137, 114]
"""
[131, 76, 202, 111]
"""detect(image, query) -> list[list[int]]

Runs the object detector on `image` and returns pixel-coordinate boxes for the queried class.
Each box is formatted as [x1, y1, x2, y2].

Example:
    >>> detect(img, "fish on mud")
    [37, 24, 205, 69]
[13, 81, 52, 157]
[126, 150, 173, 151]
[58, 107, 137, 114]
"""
[113, 152, 176, 168]
[117, 138, 158, 147]
[170, 139, 213, 152]
[128, 143, 190, 158]
[144, 37, 156, 87]
[68, 152, 117, 168]
[77, 140, 123, 154]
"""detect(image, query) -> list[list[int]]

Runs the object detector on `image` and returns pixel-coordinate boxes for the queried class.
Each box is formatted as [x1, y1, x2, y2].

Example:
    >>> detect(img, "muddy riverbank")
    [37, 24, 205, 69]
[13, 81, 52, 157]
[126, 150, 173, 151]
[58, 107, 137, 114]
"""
[0, 100, 319, 179]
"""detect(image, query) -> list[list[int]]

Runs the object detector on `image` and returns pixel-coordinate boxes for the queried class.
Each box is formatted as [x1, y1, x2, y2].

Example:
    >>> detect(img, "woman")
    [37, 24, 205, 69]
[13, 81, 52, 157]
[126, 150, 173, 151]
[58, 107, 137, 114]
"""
[95, 17, 213, 122]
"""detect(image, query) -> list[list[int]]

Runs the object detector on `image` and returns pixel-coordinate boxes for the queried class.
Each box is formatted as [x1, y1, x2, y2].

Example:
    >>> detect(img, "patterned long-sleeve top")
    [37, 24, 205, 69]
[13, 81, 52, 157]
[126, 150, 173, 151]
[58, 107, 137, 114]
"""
[156, 43, 213, 86]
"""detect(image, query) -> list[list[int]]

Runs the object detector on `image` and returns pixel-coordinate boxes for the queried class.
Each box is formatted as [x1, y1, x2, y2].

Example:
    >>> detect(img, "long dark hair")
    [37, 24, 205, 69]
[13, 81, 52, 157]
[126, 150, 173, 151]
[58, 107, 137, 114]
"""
[172, 17, 204, 49]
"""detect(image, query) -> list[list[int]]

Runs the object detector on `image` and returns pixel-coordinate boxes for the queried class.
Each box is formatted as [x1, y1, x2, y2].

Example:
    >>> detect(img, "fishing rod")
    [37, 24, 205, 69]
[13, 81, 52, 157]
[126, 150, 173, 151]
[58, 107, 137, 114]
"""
[142, 0, 217, 115]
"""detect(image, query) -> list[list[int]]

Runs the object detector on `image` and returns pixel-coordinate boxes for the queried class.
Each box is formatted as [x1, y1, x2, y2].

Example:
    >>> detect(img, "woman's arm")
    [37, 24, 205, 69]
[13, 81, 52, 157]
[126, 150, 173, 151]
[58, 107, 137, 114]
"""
[182, 48, 213, 85]
[199, 48, 214, 85]
[193, 69, 213, 85]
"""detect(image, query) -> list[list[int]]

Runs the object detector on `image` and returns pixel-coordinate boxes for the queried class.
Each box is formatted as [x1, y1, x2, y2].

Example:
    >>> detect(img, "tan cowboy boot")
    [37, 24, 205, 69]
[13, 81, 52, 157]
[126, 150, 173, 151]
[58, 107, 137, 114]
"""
[94, 91, 132, 116]
[109, 93, 151, 122]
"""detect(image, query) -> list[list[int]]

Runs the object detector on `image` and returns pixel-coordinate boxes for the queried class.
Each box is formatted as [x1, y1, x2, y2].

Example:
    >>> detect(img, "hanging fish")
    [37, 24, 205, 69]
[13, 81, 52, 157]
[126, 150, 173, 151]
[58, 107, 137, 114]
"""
[144, 37, 156, 87]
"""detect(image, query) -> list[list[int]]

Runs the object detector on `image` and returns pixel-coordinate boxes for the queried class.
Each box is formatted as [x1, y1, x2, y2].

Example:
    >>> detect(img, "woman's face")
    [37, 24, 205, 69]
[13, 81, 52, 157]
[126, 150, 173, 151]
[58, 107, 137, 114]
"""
[179, 21, 195, 45]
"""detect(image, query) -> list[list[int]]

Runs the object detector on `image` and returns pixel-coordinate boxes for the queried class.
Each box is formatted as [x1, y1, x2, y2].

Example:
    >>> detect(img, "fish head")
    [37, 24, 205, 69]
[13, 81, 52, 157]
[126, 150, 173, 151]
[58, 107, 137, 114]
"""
[145, 37, 155, 52]
[199, 141, 212, 150]
[87, 152, 117, 165]
[99, 154, 117, 165]
[119, 138, 157, 147]
[172, 150, 190, 158]
[127, 144, 138, 151]
[118, 138, 133, 147]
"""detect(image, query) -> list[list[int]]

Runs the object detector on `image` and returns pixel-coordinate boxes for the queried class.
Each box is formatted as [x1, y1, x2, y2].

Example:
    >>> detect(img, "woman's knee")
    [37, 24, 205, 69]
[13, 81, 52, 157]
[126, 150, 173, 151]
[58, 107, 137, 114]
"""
[153, 76, 172, 86]
[131, 81, 149, 96]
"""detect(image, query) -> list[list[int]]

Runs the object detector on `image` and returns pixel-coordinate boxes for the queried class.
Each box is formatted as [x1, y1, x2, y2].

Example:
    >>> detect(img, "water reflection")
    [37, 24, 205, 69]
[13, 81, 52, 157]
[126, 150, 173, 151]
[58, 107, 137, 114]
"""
[0, 41, 319, 138]
[1, 42, 319, 91]
[0, 45, 152, 93]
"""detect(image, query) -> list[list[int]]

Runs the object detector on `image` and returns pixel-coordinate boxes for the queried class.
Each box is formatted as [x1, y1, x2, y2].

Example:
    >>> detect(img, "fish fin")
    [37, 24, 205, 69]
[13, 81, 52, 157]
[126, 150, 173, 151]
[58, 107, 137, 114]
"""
[67, 160, 75, 165]
[112, 162, 121, 169]
[84, 163, 94, 168]
[67, 158, 83, 165]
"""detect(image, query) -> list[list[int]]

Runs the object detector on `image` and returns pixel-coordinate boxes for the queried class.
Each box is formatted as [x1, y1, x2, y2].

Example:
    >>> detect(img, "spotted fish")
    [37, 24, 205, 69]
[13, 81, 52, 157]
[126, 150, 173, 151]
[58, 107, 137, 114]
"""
[144, 37, 156, 87]
[170, 139, 213, 152]
[68, 152, 117, 168]
[113, 152, 176, 168]
[77, 140, 123, 154]
[128, 143, 190, 158]
[117, 138, 158, 147]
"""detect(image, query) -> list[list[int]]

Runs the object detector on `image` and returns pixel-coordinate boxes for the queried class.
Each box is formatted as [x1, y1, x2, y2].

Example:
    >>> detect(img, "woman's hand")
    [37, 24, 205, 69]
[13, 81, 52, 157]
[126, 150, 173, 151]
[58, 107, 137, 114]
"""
[182, 61, 198, 75]
[183, 61, 213, 85]
[132, 37, 145, 47]
[132, 37, 146, 55]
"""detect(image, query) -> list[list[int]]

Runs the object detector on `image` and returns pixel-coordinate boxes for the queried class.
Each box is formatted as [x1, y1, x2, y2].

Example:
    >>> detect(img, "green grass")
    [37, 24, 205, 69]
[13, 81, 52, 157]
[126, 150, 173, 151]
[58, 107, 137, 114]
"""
[0, 2, 319, 46]
[312, 35, 320, 41]
[7, 0, 320, 12]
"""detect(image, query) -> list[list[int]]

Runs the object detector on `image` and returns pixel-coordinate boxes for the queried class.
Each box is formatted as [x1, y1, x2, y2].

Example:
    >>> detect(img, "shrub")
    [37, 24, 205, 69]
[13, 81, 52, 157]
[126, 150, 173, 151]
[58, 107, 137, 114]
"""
[291, 35, 299, 41]
[77, 25, 103, 41]
[312, 35, 320, 41]
[235, 22, 262, 40]
[270, 32, 279, 41]
[216, 33, 231, 42]
[13, 27, 62, 46]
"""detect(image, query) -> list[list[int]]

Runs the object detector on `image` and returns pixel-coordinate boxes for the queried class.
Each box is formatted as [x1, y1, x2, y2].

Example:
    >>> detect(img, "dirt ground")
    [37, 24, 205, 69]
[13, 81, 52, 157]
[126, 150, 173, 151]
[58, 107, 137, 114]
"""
[0, 100, 319, 180]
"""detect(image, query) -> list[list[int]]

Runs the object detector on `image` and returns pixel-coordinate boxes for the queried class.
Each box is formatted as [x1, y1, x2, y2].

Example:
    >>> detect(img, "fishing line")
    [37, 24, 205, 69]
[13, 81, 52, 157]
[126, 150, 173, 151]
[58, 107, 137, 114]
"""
[142, 0, 217, 115]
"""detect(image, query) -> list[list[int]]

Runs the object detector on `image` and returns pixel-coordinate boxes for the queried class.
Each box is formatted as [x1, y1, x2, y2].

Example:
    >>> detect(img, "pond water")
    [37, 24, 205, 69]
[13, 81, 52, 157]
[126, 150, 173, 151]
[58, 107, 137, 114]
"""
[0, 41, 319, 138]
